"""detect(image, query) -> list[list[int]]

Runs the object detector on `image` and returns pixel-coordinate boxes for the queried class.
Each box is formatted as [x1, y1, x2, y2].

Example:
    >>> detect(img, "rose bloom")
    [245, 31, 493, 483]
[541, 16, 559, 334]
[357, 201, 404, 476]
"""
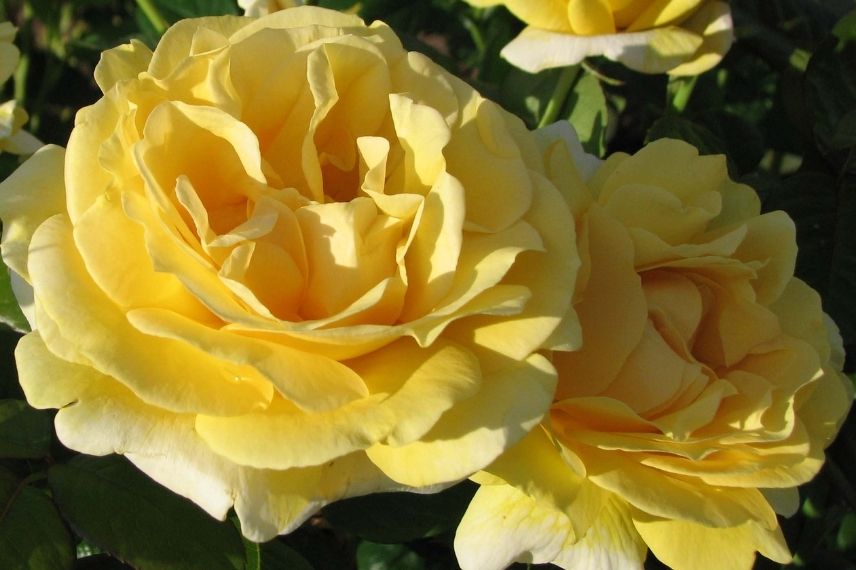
[0, 22, 40, 155]
[0, 8, 579, 540]
[466, 0, 733, 75]
[238, 0, 302, 17]
[454, 130, 853, 569]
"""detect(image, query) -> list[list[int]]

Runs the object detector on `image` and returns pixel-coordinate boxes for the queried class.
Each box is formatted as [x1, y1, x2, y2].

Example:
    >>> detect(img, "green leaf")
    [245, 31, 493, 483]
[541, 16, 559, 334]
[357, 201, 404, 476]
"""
[49, 455, 244, 570]
[252, 539, 315, 570]
[805, 37, 856, 156]
[151, 0, 239, 20]
[0, 468, 74, 570]
[762, 171, 837, 294]
[323, 482, 475, 544]
[0, 400, 52, 458]
[243, 534, 316, 570]
[645, 114, 727, 156]
[356, 542, 425, 570]
[825, 168, 856, 349]
[837, 512, 856, 551]
[0, 267, 29, 333]
[564, 72, 608, 156]
[499, 67, 566, 129]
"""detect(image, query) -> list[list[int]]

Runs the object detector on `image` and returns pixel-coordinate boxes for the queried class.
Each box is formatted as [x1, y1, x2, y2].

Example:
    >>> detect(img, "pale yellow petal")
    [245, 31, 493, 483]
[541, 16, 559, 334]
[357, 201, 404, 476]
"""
[552, 496, 647, 570]
[16, 332, 94, 409]
[501, 25, 703, 74]
[485, 426, 605, 537]
[455, 484, 572, 570]
[0, 145, 66, 280]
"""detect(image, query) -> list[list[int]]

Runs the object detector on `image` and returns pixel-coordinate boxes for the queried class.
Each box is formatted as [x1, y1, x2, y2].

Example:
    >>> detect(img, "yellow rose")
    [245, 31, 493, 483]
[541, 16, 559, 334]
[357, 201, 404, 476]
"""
[0, 22, 40, 155]
[467, 0, 733, 75]
[238, 0, 302, 17]
[454, 130, 853, 569]
[0, 8, 579, 541]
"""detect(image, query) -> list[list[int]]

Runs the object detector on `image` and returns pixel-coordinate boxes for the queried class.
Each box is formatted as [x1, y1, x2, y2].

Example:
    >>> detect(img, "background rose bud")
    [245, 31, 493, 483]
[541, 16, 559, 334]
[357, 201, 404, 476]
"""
[454, 131, 853, 570]
[237, 0, 301, 17]
[0, 7, 579, 541]
[0, 21, 40, 155]
[466, 0, 733, 75]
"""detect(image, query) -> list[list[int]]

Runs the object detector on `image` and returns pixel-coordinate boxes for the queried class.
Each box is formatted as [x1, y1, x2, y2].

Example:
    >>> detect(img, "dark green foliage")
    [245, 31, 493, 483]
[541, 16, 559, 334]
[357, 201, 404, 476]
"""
[48, 455, 245, 570]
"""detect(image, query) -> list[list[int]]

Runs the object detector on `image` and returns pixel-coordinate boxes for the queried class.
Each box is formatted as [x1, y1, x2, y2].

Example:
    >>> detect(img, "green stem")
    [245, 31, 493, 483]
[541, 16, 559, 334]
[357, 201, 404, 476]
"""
[136, 0, 169, 35]
[537, 66, 579, 128]
[461, 16, 486, 57]
[669, 75, 698, 114]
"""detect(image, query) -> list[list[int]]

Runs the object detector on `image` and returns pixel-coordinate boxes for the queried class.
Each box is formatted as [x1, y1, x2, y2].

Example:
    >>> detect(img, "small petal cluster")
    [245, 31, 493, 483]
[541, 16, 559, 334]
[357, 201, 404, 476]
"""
[455, 130, 853, 570]
[0, 8, 579, 541]
[466, 0, 733, 75]
[0, 22, 40, 155]
[238, 0, 302, 17]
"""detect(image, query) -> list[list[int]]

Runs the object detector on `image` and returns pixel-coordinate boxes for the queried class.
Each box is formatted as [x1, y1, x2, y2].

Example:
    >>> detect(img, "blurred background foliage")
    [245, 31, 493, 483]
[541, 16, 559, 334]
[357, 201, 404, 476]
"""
[0, 0, 854, 568]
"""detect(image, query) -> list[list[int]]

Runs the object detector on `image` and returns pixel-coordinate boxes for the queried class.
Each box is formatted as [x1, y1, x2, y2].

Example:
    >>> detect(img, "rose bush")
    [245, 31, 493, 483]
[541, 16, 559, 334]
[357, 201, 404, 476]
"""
[0, 7, 580, 541]
[454, 131, 853, 569]
[466, 0, 733, 75]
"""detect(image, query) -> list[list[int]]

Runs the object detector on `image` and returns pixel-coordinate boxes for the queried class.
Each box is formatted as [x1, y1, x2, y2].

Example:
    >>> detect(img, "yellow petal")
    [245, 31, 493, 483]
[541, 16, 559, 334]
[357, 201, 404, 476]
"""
[730, 211, 796, 305]
[366, 352, 556, 487]
[445, 97, 534, 232]
[554, 206, 647, 399]
[462, 172, 580, 360]
[485, 426, 605, 537]
[16, 332, 96, 409]
[399, 173, 464, 320]
[501, 25, 703, 74]
[28, 215, 272, 415]
[195, 338, 480, 469]
[626, 0, 703, 31]
[0, 33, 19, 86]
[578, 444, 778, 529]
[552, 496, 647, 570]
[501, 0, 573, 32]
[73, 194, 212, 319]
[94, 39, 153, 93]
[668, 2, 734, 76]
[455, 484, 573, 570]
[567, 0, 616, 35]
[147, 16, 250, 79]
[126, 307, 369, 411]
[297, 197, 405, 319]
[0, 145, 66, 281]
[633, 513, 791, 570]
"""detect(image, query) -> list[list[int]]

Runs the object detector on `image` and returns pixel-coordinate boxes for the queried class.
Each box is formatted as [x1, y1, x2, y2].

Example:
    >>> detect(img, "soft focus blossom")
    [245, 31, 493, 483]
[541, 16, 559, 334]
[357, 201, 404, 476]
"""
[454, 129, 853, 570]
[466, 0, 733, 75]
[0, 8, 579, 541]
[0, 22, 40, 155]
[238, 0, 302, 17]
